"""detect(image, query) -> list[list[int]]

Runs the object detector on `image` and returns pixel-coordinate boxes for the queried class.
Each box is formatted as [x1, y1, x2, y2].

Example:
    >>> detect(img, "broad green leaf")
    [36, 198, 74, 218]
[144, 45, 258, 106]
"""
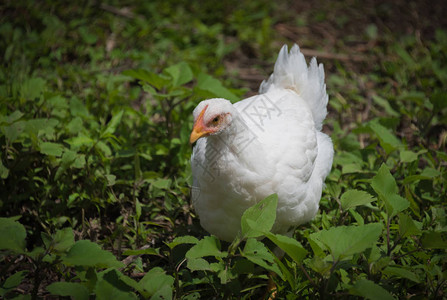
[241, 194, 278, 239]
[1, 271, 28, 291]
[350, 279, 394, 300]
[372, 164, 409, 217]
[186, 257, 212, 272]
[122, 69, 169, 90]
[196, 73, 239, 102]
[96, 269, 137, 300]
[167, 235, 199, 249]
[139, 267, 174, 297]
[39, 142, 64, 157]
[421, 231, 447, 249]
[0, 160, 9, 179]
[242, 238, 282, 278]
[53, 228, 75, 252]
[398, 214, 421, 238]
[20, 77, 46, 100]
[383, 266, 420, 283]
[265, 232, 308, 263]
[101, 110, 124, 137]
[3, 121, 26, 142]
[309, 223, 383, 260]
[78, 26, 97, 44]
[368, 120, 402, 154]
[6, 110, 24, 123]
[185, 236, 227, 259]
[41, 228, 74, 253]
[25, 118, 58, 137]
[399, 150, 418, 163]
[165, 62, 193, 87]
[0, 217, 26, 253]
[151, 179, 171, 190]
[70, 97, 89, 117]
[65, 135, 94, 149]
[66, 117, 84, 134]
[63, 240, 124, 268]
[372, 95, 399, 117]
[340, 189, 375, 210]
[47, 282, 89, 300]
[151, 285, 173, 300]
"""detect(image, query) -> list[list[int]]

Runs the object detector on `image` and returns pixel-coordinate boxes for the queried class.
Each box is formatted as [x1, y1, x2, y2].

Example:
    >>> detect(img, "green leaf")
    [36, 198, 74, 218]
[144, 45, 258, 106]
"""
[47, 282, 89, 300]
[242, 238, 282, 278]
[350, 279, 394, 300]
[309, 223, 383, 260]
[185, 236, 227, 259]
[241, 194, 278, 239]
[372, 95, 399, 117]
[398, 214, 421, 238]
[2, 120, 26, 142]
[265, 232, 308, 263]
[0, 217, 26, 253]
[165, 62, 193, 87]
[0, 160, 9, 179]
[53, 228, 75, 252]
[78, 26, 97, 44]
[340, 189, 375, 210]
[399, 150, 418, 163]
[39, 142, 64, 157]
[196, 73, 239, 102]
[167, 235, 199, 249]
[1, 271, 28, 292]
[151, 178, 171, 190]
[421, 231, 447, 249]
[63, 240, 124, 268]
[96, 269, 138, 300]
[102, 111, 124, 137]
[6, 110, 24, 123]
[371, 164, 409, 217]
[139, 267, 174, 297]
[383, 266, 420, 283]
[122, 69, 169, 90]
[186, 257, 212, 272]
[20, 77, 46, 100]
[368, 120, 402, 154]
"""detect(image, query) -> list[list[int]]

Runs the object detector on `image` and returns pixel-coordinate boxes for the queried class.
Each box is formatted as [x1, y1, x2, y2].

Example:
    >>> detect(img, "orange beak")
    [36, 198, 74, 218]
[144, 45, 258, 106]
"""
[190, 105, 214, 144]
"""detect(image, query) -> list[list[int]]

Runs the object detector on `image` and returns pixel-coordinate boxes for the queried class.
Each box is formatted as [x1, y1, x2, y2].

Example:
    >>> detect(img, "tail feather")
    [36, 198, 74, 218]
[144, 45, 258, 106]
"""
[259, 44, 328, 130]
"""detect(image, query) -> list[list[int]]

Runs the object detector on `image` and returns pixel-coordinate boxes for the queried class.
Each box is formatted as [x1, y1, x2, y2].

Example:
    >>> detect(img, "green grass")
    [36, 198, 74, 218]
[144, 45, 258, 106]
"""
[1, 1, 446, 299]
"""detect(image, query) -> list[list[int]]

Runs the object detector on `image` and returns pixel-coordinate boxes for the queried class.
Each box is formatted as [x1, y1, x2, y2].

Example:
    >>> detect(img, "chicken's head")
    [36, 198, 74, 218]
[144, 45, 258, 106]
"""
[190, 98, 235, 144]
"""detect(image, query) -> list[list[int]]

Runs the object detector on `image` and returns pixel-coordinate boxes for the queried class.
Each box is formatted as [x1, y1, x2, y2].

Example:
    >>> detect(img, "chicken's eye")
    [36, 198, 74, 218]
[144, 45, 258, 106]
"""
[211, 116, 220, 125]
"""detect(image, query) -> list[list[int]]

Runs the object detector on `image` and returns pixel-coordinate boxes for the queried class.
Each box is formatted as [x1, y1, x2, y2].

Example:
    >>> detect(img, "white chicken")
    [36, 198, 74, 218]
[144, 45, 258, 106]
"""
[190, 44, 333, 242]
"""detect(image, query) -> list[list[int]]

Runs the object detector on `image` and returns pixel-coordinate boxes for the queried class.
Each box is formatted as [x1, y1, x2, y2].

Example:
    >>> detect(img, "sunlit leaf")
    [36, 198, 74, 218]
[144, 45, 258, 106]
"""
[309, 223, 383, 260]
[139, 267, 174, 297]
[63, 240, 124, 268]
[372, 164, 409, 217]
[185, 236, 227, 259]
[242, 238, 282, 278]
[368, 120, 402, 154]
[265, 232, 307, 263]
[165, 62, 193, 87]
[241, 194, 278, 239]
[196, 73, 239, 102]
[340, 189, 375, 210]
